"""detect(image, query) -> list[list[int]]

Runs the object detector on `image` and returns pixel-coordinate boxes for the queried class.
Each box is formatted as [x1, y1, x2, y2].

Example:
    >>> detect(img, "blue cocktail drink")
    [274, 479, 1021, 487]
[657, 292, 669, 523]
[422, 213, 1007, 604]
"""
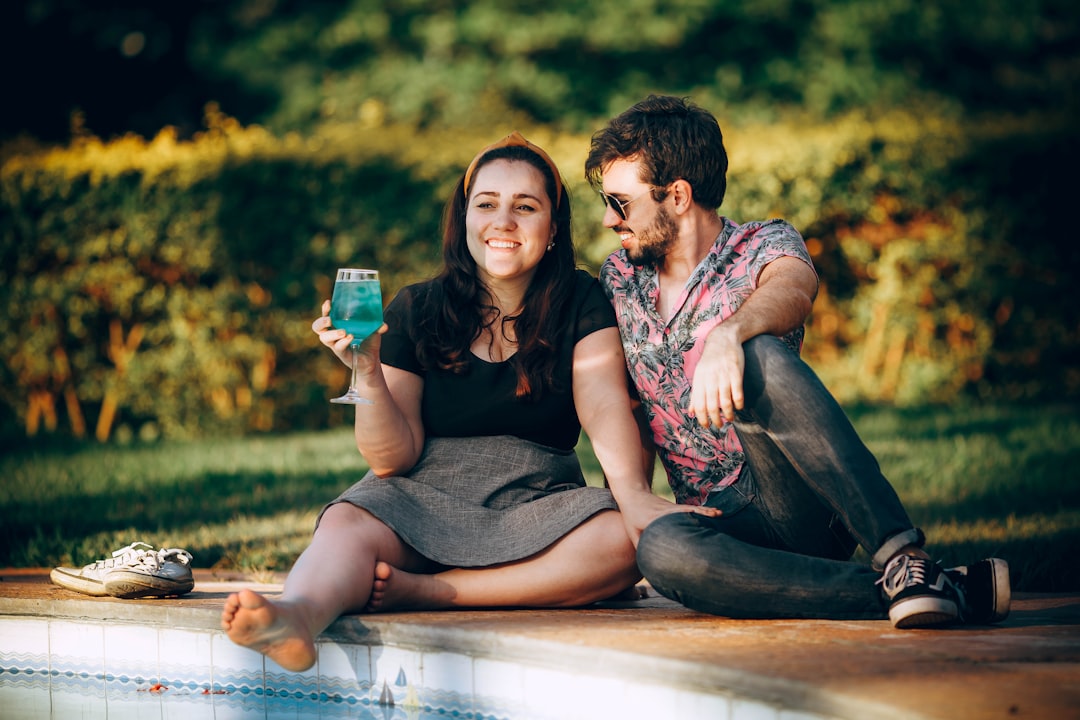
[329, 268, 383, 404]
[331, 275, 383, 340]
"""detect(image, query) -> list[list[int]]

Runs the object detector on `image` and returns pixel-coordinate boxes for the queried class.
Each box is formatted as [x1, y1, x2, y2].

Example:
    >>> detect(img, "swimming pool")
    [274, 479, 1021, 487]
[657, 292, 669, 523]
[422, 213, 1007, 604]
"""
[0, 611, 833, 720]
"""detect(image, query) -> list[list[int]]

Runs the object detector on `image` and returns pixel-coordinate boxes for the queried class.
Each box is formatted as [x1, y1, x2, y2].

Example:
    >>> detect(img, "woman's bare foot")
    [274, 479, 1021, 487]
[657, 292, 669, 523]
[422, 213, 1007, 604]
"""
[221, 589, 317, 672]
[364, 561, 454, 612]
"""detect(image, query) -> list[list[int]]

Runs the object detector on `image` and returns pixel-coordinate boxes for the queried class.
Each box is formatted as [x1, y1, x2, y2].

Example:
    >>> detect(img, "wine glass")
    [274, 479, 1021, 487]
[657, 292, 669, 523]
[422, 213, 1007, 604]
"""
[328, 268, 383, 405]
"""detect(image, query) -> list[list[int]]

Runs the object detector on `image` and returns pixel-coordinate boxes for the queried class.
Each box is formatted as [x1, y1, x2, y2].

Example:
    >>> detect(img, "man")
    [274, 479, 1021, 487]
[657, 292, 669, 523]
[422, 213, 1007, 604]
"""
[586, 94, 1010, 628]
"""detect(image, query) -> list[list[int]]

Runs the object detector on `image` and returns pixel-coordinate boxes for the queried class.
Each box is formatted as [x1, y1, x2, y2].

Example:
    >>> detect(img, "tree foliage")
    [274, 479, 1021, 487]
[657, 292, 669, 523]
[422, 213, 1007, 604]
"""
[2, 1, 1077, 441]
[4, 1, 1077, 140]
[183, 0, 1080, 133]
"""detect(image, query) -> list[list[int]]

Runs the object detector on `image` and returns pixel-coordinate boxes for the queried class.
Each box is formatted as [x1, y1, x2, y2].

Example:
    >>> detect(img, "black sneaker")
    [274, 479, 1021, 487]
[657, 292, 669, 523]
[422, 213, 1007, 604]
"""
[878, 554, 960, 628]
[947, 558, 1011, 624]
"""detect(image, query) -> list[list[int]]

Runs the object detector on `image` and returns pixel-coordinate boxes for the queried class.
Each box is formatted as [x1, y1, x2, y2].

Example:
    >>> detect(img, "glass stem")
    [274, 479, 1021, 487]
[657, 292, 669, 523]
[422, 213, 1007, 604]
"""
[349, 345, 360, 392]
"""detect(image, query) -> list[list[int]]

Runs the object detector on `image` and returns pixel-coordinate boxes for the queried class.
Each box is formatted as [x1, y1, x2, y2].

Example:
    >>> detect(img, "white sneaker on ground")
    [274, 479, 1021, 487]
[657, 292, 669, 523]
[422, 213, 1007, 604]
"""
[50, 542, 195, 599]
[104, 547, 194, 598]
[50, 541, 158, 597]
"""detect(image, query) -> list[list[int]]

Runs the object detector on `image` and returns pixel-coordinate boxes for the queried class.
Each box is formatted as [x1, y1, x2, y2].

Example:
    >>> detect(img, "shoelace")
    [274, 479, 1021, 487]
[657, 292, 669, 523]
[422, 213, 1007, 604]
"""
[876, 554, 929, 595]
[82, 541, 156, 571]
[81, 543, 193, 572]
[128, 547, 194, 571]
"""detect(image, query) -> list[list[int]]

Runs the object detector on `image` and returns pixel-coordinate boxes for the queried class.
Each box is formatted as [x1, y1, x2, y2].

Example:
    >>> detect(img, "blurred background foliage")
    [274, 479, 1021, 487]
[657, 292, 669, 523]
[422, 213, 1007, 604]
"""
[1, 0, 1077, 442]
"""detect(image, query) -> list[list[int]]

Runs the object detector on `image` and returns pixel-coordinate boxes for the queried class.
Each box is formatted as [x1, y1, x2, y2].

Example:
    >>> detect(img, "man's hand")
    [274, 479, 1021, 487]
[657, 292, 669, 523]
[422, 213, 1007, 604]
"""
[689, 325, 745, 427]
[617, 489, 721, 547]
[687, 256, 817, 428]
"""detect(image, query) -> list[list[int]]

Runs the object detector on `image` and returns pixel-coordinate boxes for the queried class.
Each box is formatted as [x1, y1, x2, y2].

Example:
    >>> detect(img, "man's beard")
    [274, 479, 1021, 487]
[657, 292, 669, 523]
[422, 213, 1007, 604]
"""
[626, 205, 678, 267]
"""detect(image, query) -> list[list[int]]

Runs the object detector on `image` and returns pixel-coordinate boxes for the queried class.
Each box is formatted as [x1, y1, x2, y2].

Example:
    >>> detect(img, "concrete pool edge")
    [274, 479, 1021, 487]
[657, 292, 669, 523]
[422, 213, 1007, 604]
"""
[2, 570, 1078, 719]
[0, 594, 877, 720]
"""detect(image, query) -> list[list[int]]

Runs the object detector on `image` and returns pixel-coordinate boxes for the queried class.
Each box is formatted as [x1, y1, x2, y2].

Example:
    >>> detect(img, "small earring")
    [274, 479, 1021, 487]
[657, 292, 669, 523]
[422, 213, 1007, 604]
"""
[547, 241, 555, 251]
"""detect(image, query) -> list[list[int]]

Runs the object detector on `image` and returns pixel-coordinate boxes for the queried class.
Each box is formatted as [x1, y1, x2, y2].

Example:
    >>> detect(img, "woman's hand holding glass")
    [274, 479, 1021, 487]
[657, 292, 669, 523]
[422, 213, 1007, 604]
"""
[314, 297, 385, 369]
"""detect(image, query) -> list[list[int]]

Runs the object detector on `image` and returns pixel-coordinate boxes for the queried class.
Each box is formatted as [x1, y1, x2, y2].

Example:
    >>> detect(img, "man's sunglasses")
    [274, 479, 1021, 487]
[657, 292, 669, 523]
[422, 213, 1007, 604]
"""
[600, 189, 652, 221]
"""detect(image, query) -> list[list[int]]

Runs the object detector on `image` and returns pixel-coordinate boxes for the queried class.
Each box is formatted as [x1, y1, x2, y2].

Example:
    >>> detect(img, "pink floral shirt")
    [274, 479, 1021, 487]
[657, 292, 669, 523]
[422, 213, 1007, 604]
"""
[599, 218, 815, 506]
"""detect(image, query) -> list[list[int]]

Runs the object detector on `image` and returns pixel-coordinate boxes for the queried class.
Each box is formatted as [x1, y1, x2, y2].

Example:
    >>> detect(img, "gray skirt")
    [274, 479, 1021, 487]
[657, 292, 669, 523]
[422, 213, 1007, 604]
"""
[320, 435, 618, 567]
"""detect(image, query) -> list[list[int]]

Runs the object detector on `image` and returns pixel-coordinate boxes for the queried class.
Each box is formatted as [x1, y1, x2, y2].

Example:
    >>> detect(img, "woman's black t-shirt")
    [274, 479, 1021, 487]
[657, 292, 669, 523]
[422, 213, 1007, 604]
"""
[379, 269, 617, 451]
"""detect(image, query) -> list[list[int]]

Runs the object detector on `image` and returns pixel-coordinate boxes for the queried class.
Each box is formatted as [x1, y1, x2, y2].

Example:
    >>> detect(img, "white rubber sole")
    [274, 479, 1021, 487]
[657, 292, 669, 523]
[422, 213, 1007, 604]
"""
[49, 567, 109, 597]
[890, 596, 959, 629]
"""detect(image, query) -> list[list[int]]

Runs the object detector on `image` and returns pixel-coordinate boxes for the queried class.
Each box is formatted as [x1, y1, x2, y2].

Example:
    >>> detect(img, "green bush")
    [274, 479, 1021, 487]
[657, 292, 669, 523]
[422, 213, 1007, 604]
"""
[0, 116, 449, 440]
[2, 108, 1076, 441]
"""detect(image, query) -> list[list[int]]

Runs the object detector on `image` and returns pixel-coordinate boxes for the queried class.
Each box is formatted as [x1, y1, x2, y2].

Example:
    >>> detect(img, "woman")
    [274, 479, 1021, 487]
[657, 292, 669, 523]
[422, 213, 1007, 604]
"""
[221, 132, 714, 672]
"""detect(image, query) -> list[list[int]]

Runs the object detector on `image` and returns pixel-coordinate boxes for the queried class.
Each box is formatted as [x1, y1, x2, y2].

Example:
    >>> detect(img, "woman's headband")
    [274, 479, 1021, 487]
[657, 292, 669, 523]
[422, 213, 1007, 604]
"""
[463, 131, 563, 208]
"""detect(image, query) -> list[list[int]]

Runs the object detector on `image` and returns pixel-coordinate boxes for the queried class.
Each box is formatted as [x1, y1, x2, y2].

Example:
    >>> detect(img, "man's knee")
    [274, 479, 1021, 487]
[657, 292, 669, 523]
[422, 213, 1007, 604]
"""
[740, 334, 828, 413]
[638, 513, 747, 614]
[637, 513, 696, 581]
[742, 334, 795, 374]
[635, 515, 686, 578]
[743, 334, 786, 354]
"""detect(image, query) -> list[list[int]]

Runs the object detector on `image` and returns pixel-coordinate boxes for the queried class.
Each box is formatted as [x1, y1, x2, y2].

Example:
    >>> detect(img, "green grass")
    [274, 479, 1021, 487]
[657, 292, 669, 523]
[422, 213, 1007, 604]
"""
[2, 402, 1077, 592]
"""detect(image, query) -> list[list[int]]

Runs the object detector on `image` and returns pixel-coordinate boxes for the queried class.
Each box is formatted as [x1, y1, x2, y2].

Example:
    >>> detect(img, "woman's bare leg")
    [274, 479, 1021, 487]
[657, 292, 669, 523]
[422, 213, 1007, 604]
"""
[366, 510, 639, 611]
[221, 503, 422, 671]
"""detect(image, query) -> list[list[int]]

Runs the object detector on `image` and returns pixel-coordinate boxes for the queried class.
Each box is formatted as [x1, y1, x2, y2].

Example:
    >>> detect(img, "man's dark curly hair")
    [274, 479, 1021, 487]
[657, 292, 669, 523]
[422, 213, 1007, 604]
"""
[585, 95, 728, 211]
